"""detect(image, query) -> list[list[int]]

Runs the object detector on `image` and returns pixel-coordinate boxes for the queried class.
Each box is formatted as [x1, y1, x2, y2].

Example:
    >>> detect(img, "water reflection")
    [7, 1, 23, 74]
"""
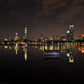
[33, 42, 84, 63]
[15, 43, 19, 55]
[4, 45, 8, 49]
[66, 48, 74, 63]
[1, 42, 84, 63]
[24, 43, 28, 63]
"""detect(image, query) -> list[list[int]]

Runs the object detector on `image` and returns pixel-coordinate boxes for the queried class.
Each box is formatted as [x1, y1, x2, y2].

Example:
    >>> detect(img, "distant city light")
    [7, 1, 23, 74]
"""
[67, 30, 70, 34]
[15, 33, 18, 36]
[69, 25, 74, 28]
[66, 53, 70, 57]
[16, 43, 18, 47]
[81, 35, 84, 37]
[82, 47, 84, 53]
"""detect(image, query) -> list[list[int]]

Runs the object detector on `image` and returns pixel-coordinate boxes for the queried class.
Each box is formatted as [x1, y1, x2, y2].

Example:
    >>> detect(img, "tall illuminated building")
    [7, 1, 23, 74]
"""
[61, 34, 66, 41]
[69, 25, 74, 41]
[24, 26, 27, 39]
[66, 25, 74, 41]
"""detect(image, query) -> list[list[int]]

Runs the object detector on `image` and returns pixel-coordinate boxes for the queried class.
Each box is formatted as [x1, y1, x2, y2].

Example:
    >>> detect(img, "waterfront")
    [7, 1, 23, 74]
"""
[0, 43, 84, 83]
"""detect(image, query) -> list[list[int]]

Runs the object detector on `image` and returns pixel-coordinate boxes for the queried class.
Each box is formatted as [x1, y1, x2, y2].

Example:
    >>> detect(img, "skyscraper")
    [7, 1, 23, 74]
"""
[61, 34, 66, 41]
[24, 26, 27, 39]
[24, 26, 28, 42]
[69, 25, 74, 40]
[66, 25, 74, 41]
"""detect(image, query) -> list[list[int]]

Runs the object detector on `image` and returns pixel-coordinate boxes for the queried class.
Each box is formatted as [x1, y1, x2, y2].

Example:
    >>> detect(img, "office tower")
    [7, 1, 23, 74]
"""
[61, 34, 66, 41]
[24, 26, 27, 39]
[24, 26, 28, 42]
[66, 25, 74, 41]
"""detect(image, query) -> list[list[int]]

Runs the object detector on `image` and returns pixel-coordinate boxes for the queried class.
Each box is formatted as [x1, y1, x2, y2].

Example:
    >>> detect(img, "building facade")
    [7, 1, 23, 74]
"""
[66, 25, 74, 41]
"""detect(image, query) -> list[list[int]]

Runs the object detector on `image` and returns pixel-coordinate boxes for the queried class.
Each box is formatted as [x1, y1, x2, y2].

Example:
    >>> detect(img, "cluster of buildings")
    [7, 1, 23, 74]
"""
[1, 24, 84, 44]
[39, 25, 74, 43]
[3, 26, 28, 42]
[39, 25, 84, 43]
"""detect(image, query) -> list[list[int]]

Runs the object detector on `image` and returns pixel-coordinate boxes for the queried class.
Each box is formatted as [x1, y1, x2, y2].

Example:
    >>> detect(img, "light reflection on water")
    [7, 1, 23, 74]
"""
[1, 42, 84, 63]
[0, 42, 84, 83]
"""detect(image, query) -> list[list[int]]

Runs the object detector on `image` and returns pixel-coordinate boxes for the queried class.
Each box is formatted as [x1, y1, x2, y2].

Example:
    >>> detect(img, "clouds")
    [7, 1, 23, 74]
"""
[0, 0, 84, 39]
[0, 0, 84, 25]
[35, 0, 84, 25]
[58, 0, 84, 24]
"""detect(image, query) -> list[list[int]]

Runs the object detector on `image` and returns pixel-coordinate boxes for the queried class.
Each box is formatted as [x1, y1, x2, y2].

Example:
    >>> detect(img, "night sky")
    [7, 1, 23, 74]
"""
[0, 0, 84, 40]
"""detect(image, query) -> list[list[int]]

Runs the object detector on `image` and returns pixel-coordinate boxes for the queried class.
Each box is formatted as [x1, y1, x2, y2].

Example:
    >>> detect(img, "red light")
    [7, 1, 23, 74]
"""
[82, 47, 84, 53]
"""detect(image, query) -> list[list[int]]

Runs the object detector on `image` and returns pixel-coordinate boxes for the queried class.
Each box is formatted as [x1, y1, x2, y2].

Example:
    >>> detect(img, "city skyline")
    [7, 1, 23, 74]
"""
[0, 0, 84, 39]
[0, 24, 84, 41]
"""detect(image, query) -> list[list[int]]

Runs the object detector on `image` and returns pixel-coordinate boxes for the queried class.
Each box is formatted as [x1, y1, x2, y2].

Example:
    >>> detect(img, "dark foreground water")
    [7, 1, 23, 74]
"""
[0, 43, 84, 84]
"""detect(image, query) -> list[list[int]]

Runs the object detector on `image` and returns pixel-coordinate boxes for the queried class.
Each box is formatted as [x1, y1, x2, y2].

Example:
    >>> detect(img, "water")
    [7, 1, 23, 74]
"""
[0, 43, 84, 84]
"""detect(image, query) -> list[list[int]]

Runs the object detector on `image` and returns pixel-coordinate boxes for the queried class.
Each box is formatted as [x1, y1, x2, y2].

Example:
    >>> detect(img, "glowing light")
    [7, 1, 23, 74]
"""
[25, 53, 27, 63]
[14, 36, 20, 41]
[4, 46, 8, 49]
[69, 59, 74, 63]
[16, 43, 18, 47]
[4, 38, 8, 41]
[15, 46, 19, 54]
[49, 46, 53, 50]
[25, 27, 27, 34]
[67, 31, 70, 34]
[15, 33, 18, 36]
[39, 46, 44, 51]
[82, 47, 84, 53]
[81, 35, 84, 37]
[69, 56, 74, 63]
[9, 46, 12, 50]
[24, 47, 27, 63]
[45, 46, 48, 50]
[66, 53, 70, 57]
[69, 25, 74, 28]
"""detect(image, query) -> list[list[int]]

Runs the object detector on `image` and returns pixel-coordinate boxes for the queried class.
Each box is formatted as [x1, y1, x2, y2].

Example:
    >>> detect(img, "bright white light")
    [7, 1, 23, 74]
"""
[15, 33, 18, 36]
[66, 53, 70, 57]
[67, 31, 70, 34]
[16, 43, 18, 47]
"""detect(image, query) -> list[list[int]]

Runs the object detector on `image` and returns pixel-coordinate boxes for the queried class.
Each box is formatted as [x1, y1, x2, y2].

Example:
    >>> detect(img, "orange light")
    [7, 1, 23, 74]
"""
[81, 35, 84, 37]
[82, 47, 84, 53]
